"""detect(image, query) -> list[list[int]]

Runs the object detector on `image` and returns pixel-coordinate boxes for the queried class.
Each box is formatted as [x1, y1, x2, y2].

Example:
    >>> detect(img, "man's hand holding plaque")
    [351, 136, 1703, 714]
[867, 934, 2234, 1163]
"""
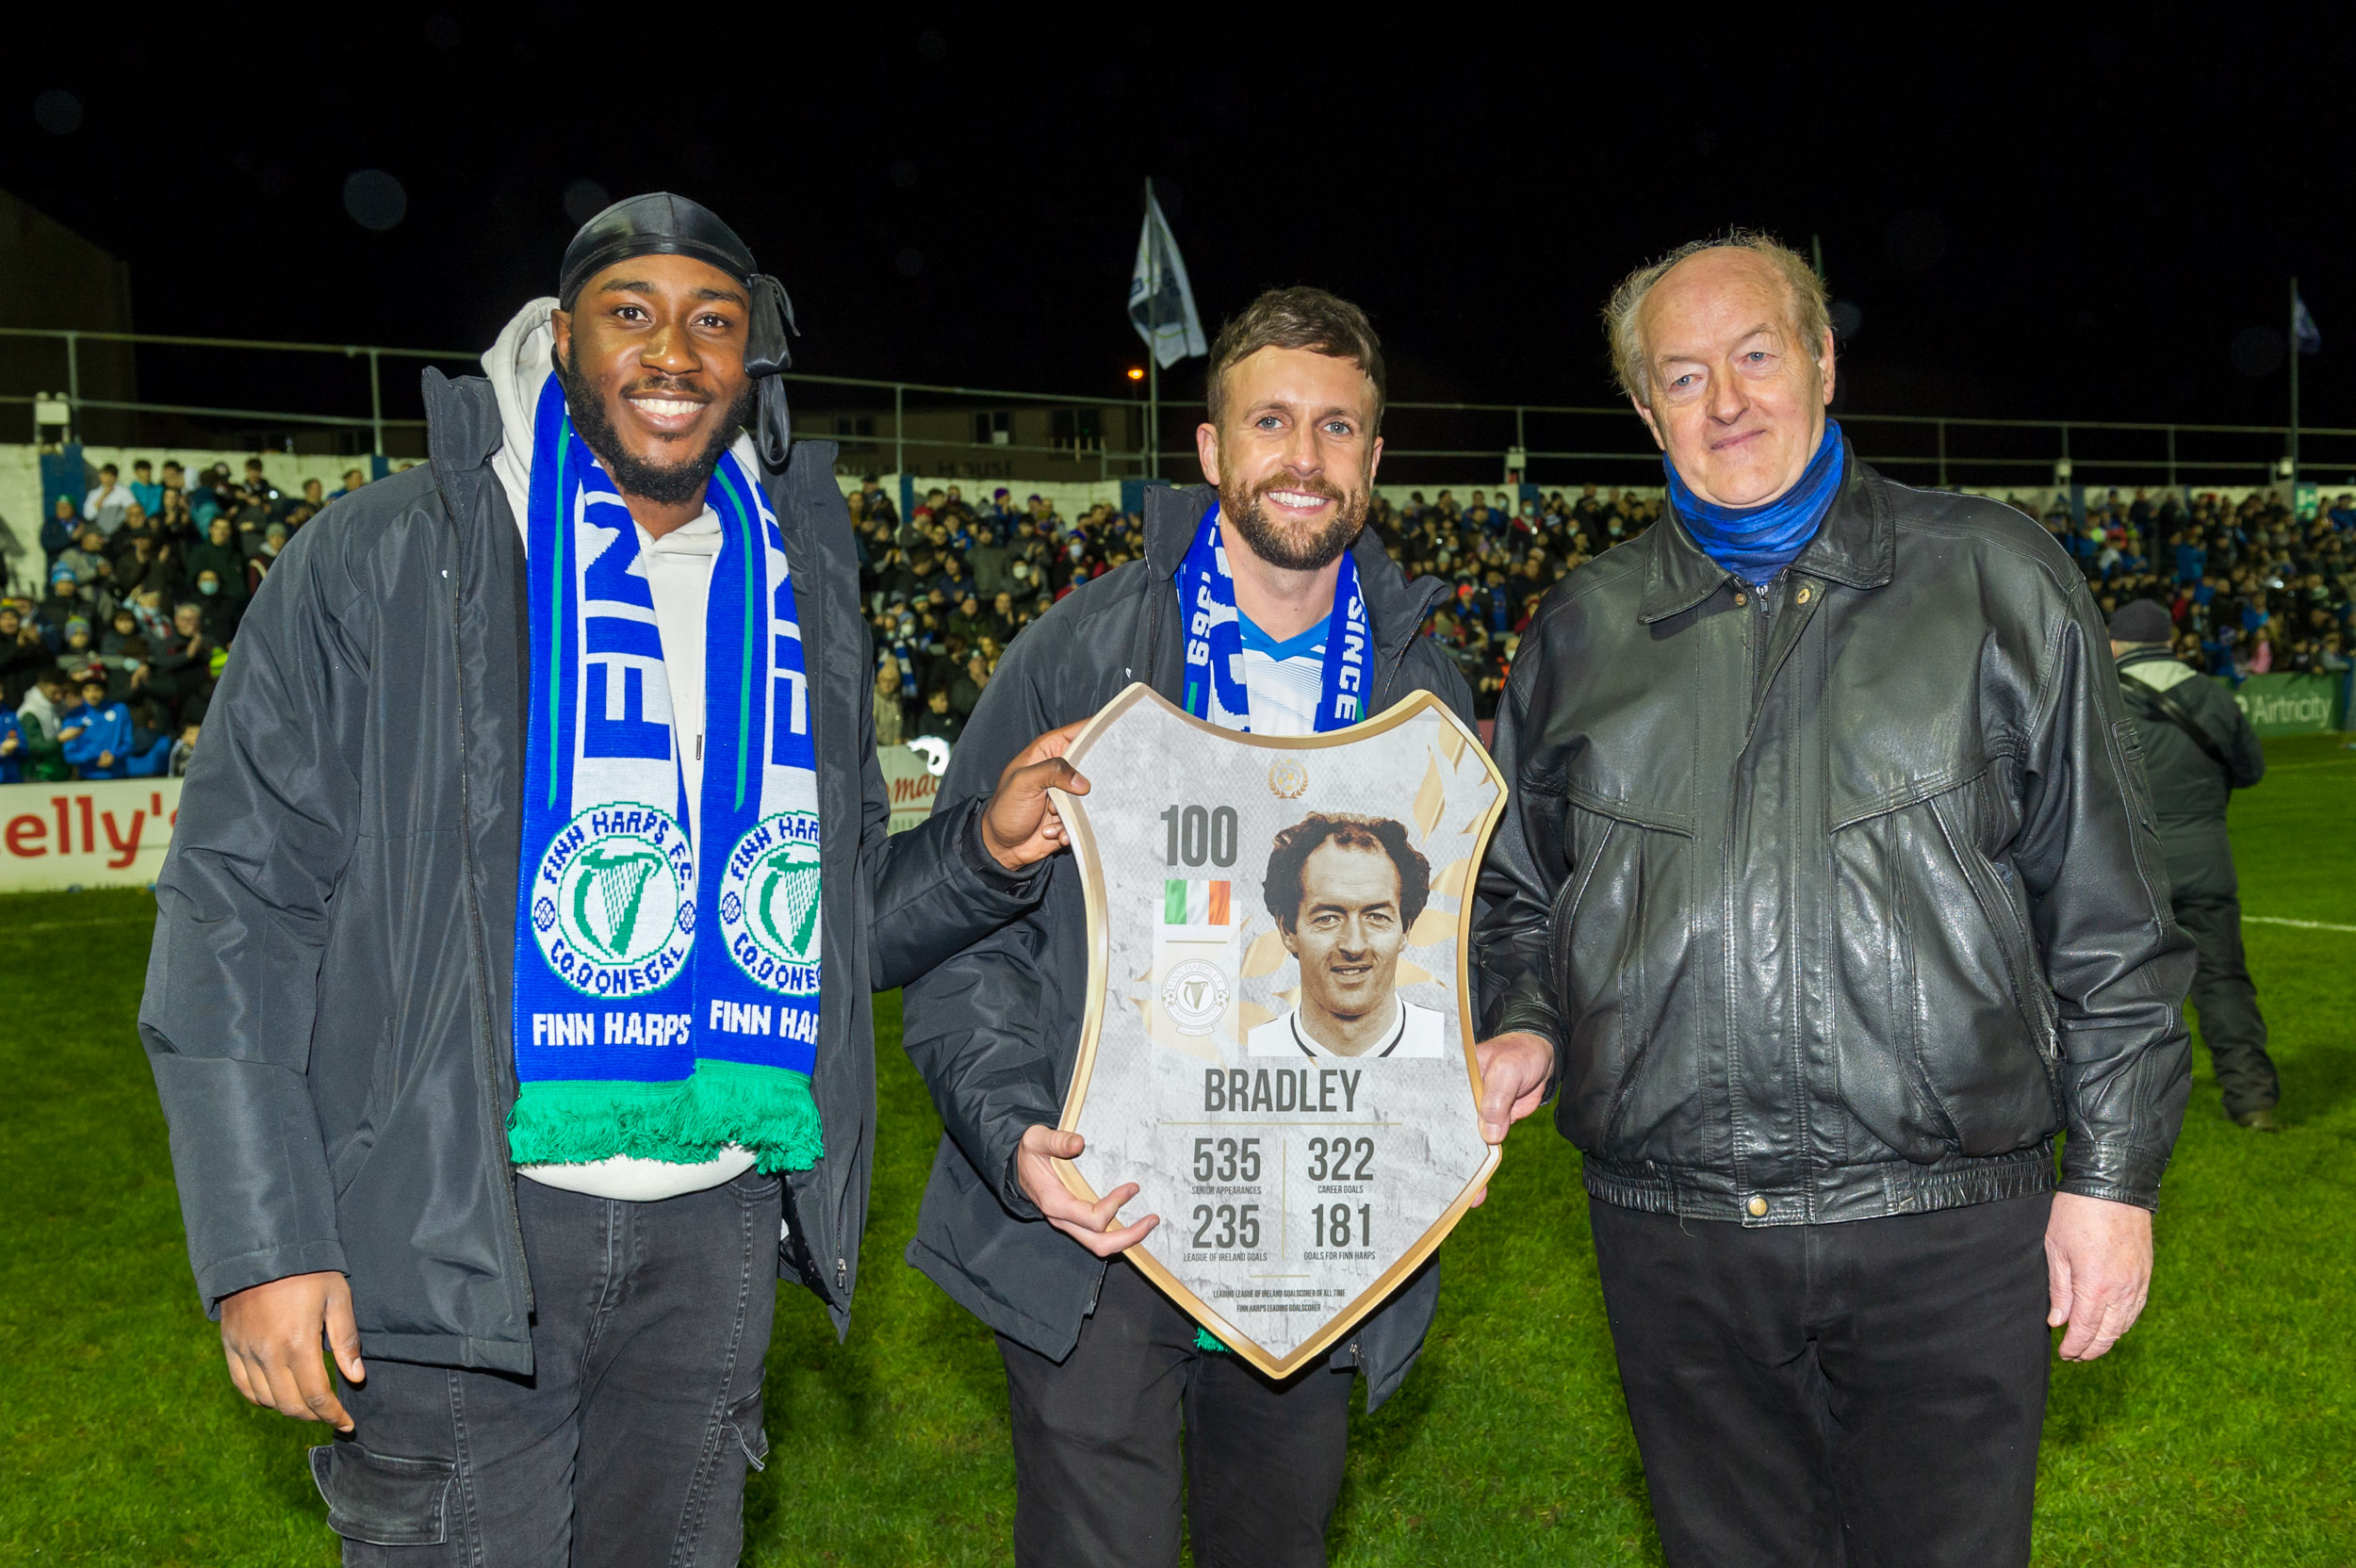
[1016, 1125, 1159, 1253]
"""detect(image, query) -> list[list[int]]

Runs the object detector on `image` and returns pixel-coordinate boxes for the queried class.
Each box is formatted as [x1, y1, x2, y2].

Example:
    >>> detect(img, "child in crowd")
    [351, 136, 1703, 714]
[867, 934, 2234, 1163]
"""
[59, 675, 172, 779]
[13, 668, 76, 782]
[170, 720, 202, 777]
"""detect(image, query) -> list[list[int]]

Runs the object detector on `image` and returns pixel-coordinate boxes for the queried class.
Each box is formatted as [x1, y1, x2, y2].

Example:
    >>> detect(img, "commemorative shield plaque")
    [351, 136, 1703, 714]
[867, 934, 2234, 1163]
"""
[1049, 684, 1508, 1377]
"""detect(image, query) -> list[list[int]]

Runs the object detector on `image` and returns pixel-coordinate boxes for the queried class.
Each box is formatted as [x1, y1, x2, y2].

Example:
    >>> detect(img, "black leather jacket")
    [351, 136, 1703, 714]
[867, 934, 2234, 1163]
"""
[1478, 452, 2194, 1223]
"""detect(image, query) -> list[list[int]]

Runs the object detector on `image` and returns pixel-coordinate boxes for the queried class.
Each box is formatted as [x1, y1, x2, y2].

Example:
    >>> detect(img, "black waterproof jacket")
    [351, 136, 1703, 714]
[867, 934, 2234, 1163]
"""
[2115, 646, 2265, 903]
[901, 485, 1472, 1409]
[139, 371, 1042, 1373]
[1479, 451, 2195, 1223]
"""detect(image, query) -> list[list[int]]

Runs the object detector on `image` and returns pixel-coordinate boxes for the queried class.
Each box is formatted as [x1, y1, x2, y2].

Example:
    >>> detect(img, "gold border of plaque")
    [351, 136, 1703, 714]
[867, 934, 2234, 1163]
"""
[1046, 682, 1510, 1380]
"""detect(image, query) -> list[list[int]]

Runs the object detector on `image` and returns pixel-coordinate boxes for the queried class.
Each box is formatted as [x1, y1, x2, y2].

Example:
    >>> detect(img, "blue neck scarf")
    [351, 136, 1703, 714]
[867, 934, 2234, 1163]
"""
[1177, 503, 1369, 731]
[1664, 420, 1845, 589]
[507, 371, 825, 1174]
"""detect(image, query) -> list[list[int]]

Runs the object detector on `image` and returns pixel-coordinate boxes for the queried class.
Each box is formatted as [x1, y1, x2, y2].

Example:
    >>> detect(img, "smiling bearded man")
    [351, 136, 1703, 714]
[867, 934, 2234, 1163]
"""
[900, 287, 1548, 1568]
[1476, 231, 2194, 1566]
[140, 193, 1090, 1567]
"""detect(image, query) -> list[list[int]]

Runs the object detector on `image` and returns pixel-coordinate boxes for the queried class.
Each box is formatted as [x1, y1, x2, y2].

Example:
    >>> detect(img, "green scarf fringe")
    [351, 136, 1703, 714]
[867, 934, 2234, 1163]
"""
[507, 1059, 824, 1174]
[1194, 1327, 1231, 1353]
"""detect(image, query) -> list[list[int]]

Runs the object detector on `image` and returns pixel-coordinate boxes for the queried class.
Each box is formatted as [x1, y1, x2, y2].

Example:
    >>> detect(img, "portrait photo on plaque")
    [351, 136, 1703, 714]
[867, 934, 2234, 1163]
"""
[1050, 684, 1507, 1377]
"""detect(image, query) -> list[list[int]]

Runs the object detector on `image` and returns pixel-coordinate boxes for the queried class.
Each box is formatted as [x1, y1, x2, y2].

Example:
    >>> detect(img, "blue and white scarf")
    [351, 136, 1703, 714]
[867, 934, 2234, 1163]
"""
[1177, 503, 1370, 732]
[508, 371, 825, 1172]
[1664, 419, 1846, 589]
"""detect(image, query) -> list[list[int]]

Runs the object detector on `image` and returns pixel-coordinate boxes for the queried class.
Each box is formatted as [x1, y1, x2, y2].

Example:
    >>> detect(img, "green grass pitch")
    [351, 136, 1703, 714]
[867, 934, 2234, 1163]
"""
[2, 735, 2350, 1564]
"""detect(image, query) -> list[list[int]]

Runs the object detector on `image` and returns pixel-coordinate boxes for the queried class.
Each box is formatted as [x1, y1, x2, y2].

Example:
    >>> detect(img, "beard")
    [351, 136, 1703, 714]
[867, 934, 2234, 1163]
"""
[555, 345, 757, 507]
[1219, 471, 1367, 572]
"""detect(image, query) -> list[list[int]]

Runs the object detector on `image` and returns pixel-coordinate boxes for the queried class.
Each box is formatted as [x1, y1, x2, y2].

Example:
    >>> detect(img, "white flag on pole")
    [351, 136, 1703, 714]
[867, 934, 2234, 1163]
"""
[1128, 185, 1207, 369]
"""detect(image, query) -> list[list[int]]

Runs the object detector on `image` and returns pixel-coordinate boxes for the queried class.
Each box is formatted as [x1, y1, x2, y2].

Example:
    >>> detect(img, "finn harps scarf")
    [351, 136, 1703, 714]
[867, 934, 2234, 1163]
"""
[508, 371, 824, 1173]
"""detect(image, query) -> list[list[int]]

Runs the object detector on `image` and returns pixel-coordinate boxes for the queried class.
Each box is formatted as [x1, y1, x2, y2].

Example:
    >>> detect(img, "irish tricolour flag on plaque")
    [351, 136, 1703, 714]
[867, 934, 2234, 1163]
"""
[1164, 878, 1231, 930]
[1150, 879, 1236, 1057]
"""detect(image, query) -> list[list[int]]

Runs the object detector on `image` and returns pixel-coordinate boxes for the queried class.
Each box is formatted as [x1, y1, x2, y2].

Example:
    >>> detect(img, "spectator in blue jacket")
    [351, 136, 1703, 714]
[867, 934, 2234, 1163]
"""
[0, 707, 23, 783]
[60, 674, 172, 778]
[40, 496, 78, 580]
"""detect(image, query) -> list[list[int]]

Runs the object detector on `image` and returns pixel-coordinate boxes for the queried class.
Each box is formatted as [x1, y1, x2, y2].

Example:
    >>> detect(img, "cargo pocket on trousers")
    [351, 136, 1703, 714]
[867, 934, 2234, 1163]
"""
[308, 1442, 456, 1547]
[727, 1389, 770, 1472]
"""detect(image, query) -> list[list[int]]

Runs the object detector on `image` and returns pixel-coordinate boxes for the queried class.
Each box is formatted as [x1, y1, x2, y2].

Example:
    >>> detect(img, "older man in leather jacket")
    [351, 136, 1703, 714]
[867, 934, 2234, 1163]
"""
[1476, 233, 2194, 1568]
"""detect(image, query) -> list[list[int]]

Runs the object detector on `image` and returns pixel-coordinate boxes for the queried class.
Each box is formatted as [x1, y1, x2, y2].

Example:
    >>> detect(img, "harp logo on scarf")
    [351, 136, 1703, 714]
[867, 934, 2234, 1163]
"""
[719, 809, 824, 994]
[532, 803, 696, 995]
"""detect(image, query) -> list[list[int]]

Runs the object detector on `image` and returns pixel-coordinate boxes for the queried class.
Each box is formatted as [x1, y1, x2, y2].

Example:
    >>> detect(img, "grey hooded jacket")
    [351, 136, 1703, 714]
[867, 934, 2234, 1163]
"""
[901, 484, 1473, 1410]
[2114, 646, 2265, 902]
[138, 369, 1042, 1373]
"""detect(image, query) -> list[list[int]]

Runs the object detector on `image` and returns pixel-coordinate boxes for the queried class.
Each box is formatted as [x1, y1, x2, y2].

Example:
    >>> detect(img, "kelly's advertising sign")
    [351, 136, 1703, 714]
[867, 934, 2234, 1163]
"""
[1, 779, 181, 891]
[1, 750, 933, 896]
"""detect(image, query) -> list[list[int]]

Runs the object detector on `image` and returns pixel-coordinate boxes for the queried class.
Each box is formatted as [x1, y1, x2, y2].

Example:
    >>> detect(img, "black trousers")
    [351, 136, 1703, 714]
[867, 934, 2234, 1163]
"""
[996, 1257, 1354, 1568]
[317, 1171, 782, 1567]
[2175, 893, 2280, 1114]
[1588, 1193, 2053, 1568]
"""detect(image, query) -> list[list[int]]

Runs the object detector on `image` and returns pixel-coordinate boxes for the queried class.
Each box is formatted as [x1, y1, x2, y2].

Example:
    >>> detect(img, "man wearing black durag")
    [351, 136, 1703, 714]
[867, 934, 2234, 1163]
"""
[2108, 596, 2281, 1129]
[141, 194, 1088, 1565]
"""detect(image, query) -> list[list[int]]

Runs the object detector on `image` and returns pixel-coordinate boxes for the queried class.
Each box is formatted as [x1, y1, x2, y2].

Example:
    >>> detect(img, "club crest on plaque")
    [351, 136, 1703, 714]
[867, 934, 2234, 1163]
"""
[1047, 684, 1509, 1378]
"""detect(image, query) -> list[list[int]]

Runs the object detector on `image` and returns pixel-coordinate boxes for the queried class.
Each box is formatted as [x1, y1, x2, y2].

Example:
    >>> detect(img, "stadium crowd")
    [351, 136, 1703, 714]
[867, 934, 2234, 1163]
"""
[2044, 484, 2356, 679]
[8, 459, 2352, 785]
[854, 474, 2356, 745]
[1, 456, 376, 783]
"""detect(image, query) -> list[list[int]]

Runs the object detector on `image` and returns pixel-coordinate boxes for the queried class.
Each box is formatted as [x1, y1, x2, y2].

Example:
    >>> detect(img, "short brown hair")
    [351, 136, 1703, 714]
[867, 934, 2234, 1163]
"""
[1206, 286, 1385, 433]
[1603, 230, 1830, 405]
[1262, 813, 1429, 934]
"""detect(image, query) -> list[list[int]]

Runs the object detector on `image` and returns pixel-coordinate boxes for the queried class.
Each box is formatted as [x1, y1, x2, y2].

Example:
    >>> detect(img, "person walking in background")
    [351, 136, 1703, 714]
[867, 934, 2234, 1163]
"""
[1477, 231, 2193, 1567]
[2110, 597, 2282, 1130]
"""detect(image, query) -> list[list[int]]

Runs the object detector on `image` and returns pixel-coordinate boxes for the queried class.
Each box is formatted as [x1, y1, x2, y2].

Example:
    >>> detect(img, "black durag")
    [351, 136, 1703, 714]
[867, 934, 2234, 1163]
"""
[557, 191, 799, 473]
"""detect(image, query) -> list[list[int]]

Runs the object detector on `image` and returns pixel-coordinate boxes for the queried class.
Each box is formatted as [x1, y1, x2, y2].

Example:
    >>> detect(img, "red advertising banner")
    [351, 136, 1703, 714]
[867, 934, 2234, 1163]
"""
[0, 779, 182, 891]
[0, 753, 930, 893]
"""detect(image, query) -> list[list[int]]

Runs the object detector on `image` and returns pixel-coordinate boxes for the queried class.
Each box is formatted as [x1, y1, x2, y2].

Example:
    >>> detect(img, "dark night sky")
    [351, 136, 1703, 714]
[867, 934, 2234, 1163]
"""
[4, 8, 2351, 454]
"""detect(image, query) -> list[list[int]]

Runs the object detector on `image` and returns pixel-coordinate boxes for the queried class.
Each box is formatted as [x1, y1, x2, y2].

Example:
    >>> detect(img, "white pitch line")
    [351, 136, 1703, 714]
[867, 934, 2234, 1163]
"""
[2244, 915, 2356, 934]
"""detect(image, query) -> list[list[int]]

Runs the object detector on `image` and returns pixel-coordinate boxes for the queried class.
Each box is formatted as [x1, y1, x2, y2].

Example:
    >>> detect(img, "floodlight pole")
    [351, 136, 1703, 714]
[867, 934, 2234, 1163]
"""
[1144, 177, 1160, 482]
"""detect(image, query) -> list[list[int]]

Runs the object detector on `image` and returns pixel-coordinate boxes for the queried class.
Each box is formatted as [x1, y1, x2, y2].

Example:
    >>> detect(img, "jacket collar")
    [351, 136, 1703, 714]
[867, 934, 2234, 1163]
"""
[1638, 436, 1895, 623]
[1142, 482, 1448, 655]
[426, 370, 505, 477]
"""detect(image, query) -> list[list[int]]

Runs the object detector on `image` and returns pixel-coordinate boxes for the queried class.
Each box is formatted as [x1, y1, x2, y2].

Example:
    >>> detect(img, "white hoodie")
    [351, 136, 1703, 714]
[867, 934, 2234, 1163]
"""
[483, 299, 763, 1203]
[17, 683, 60, 743]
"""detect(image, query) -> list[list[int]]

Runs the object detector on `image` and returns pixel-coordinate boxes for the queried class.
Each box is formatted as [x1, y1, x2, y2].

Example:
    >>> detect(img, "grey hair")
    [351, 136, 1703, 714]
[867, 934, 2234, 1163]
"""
[1604, 229, 1831, 405]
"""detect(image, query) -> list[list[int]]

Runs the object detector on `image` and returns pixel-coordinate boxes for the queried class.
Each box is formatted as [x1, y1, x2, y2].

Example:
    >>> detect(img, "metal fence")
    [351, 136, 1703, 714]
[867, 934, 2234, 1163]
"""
[4, 323, 2350, 491]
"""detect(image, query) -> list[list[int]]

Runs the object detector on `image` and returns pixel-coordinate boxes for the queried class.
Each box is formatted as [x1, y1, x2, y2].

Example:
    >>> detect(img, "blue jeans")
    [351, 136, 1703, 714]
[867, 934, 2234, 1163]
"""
[309, 1170, 783, 1566]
